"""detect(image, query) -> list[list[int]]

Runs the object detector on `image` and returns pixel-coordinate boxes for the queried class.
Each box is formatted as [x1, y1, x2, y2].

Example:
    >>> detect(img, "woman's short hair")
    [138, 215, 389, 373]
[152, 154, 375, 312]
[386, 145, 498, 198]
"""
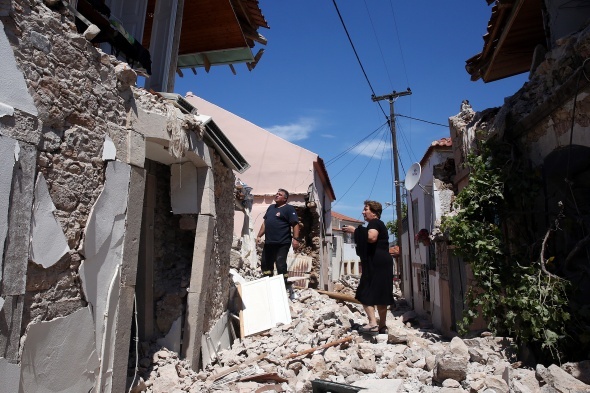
[364, 200, 382, 219]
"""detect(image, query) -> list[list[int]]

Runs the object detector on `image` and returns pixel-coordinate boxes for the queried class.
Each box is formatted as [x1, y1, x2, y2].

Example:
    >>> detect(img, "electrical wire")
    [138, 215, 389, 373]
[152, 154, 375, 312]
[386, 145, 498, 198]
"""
[395, 119, 419, 165]
[127, 294, 139, 393]
[363, 0, 394, 91]
[366, 131, 390, 198]
[388, 0, 410, 88]
[330, 125, 386, 179]
[325, 121, 388, 166]
[395, 113, 449, 127]
[331, 0, 388, 119]
[330, 127, 391, 210]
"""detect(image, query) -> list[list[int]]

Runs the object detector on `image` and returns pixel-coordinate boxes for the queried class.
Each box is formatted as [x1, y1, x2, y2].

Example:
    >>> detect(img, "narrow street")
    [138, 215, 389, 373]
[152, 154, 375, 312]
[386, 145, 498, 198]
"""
[133, 276, 590, 393]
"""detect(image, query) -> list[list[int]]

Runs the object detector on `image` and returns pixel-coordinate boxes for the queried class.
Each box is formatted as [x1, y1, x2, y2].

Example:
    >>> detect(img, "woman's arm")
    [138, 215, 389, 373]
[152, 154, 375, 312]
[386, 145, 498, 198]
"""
[367, 229, 378, 243]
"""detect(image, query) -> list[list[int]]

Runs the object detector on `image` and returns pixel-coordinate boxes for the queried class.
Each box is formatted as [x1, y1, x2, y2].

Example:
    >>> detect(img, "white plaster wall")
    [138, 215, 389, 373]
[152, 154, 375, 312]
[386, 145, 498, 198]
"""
[20, 307, 99, 393]
[0, 357, 20, 393]
[430, 270, 442, 331]
[170, 162, 199, 214]
[0, 20, 37, 116]
[29, 174, 69, 268]
[79, 161, 131, 359]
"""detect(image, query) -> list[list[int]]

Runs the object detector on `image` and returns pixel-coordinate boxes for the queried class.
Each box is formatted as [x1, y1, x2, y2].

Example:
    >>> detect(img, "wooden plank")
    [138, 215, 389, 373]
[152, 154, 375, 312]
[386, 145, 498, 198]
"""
[283, 336, 353, 360]
[208, 351, 268, 382]
[315, 289, 360, 304]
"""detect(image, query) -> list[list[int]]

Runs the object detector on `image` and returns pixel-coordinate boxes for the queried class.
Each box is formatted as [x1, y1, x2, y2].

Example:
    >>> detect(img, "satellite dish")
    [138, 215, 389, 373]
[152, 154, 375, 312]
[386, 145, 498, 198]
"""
[405, 163, 422, 191]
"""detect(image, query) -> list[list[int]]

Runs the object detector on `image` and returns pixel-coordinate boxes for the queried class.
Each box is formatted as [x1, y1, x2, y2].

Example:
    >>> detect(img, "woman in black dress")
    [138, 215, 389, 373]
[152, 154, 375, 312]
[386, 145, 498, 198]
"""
[342, 200, 394, 335]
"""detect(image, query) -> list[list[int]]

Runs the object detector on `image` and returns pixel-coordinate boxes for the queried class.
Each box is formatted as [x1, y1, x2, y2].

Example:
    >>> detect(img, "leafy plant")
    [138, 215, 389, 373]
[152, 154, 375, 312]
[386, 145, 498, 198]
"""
[386, 202, 407, 245]
[441, 141, 571, 363]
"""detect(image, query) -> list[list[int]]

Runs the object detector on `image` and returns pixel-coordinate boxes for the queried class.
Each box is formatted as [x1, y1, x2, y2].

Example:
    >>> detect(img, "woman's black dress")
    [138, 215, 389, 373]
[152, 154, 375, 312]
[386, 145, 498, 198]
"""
[354, 219, 394, 306]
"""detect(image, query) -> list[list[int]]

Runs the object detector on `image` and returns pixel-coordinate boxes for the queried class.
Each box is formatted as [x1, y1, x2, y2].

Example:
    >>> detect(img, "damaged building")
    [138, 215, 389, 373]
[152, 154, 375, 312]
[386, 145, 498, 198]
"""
[184, 94, 337, 291]
[0, 0, 270, 391]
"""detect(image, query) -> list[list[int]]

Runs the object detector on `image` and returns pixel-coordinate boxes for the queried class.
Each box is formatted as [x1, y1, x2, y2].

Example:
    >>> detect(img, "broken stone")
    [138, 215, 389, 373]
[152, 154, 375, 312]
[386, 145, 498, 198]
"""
[83, 24, 100, 40]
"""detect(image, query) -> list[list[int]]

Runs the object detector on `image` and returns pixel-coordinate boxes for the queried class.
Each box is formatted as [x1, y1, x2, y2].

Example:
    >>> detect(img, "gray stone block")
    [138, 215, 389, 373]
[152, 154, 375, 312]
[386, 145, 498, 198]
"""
[2, 142, 35, 296]
[0, 295, 24, 362]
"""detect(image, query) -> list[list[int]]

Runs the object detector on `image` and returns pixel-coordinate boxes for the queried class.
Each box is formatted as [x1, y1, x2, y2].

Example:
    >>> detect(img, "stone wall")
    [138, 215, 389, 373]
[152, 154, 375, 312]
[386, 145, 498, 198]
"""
[202, 152, 235, 331]
[1, 0, 130, 328]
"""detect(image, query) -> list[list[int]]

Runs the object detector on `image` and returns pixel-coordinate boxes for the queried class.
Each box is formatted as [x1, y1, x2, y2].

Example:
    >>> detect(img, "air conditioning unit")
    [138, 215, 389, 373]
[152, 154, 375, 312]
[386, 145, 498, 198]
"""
[158, 92, 198, 115]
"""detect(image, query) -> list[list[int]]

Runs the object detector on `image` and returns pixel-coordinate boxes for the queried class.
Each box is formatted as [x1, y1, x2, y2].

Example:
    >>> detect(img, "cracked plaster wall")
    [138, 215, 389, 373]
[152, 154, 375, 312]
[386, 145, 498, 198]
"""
[0, 0, 239, 389]
[0, 1, 137, 391]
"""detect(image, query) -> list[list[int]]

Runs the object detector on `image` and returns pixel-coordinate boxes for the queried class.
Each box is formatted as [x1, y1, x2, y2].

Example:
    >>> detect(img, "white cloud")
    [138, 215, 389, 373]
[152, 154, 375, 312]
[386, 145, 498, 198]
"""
[351, 140, 390, 159]
[266, 117, 317, 141]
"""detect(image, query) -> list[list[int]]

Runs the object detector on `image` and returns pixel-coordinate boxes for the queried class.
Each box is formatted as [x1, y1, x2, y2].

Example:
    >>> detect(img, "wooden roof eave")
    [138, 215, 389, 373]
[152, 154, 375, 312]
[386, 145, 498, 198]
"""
[482, 0, 526, 82]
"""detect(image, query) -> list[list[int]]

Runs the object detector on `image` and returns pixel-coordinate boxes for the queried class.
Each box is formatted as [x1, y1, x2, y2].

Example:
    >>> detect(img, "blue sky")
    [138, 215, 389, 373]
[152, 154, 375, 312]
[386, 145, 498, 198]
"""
[174, 1, 528, 224]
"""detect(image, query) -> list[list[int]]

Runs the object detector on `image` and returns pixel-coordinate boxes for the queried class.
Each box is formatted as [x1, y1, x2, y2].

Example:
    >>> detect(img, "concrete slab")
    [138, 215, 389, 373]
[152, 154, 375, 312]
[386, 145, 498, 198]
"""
[127, 129, 145, 167]
[120, 166, 146, 287]
[171, 162, 199, 214]
[197, 166, 215, 217]
[0, 356, 20, 393]
[0, 20, 37, 116]
[29, 174, 69, 268]
[2, 142, 35, 296]
[201, 311, 232, 367]
[20, 307, 100, 393]
[0, 135, 16, 283]
[183, 214, 214, 370]
[351, 379, 404, 392]
[110, 285, 136, 393]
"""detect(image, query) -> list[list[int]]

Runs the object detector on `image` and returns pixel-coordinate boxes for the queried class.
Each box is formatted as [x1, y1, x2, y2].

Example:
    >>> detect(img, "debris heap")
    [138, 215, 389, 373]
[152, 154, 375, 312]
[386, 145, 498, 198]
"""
[130, 281, 590, 392]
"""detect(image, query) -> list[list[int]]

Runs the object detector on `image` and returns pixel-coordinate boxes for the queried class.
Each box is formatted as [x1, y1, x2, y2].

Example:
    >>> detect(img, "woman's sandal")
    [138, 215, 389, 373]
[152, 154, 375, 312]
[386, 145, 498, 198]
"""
[358, 325, 379, 336]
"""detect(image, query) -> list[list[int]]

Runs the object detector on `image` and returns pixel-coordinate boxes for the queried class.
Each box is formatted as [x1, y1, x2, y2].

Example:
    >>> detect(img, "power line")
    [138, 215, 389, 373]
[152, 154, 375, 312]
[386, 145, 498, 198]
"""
[388, 0, 410, 88]
[331, 0, 388, 119]
[396, 113, 449, 127]
[325, 121, 388, 166]
[363, 0, 394, 91]
[330, 127, 391, 210]
[329, 125, 387, 179]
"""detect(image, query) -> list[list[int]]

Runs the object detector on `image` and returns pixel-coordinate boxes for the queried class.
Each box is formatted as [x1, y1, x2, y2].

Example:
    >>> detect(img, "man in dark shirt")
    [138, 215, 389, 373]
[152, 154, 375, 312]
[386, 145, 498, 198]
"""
[256, 189, 301, 294]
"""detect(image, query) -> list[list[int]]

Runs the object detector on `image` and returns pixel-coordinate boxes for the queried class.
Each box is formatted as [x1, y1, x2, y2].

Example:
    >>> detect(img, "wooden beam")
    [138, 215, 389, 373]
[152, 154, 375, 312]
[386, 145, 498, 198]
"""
[283, 336, 353, 360]
[315, 289, 360, 304]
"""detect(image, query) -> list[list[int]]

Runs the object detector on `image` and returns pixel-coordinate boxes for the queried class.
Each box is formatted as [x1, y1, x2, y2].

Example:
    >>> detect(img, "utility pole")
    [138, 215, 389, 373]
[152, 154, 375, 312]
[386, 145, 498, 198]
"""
[372, 88, 412, 294]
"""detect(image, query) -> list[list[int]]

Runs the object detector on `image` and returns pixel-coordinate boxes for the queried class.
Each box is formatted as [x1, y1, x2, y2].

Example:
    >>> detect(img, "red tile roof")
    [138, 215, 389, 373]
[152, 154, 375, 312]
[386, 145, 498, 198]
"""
[331, 211, 363, 223]
[419, 137, 453, 167]
[431, 137, 452, 147]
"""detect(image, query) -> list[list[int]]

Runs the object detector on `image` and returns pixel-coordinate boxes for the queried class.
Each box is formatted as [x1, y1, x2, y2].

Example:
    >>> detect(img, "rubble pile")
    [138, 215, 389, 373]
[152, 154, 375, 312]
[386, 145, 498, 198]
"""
[131, 285, 590, 392]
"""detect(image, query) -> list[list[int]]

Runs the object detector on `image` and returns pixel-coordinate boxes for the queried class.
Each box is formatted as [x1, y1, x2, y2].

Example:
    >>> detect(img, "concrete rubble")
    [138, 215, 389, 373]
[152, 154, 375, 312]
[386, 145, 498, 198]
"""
[130, 272, 590, 393]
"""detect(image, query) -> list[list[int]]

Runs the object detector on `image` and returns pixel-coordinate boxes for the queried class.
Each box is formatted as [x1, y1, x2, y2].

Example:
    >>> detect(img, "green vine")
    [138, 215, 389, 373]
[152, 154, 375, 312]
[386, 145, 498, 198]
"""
[441, 141, 571, 363]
